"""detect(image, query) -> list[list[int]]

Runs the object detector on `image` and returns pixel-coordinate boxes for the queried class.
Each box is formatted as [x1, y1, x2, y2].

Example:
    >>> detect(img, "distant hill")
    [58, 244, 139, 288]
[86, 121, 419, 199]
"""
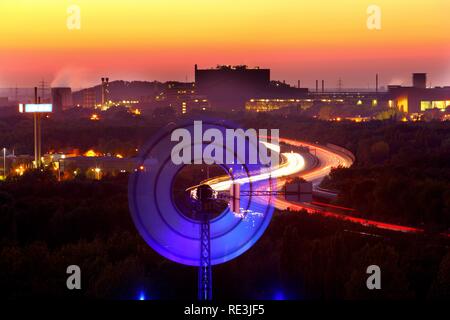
[72, 80, 166, 105]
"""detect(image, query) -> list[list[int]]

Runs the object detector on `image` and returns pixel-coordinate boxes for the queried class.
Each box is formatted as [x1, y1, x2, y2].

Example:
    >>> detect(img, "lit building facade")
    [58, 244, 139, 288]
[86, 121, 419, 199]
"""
[387, 74, 450, 114]
[155, 82, 211, 114]
[245, 99, 314, 112]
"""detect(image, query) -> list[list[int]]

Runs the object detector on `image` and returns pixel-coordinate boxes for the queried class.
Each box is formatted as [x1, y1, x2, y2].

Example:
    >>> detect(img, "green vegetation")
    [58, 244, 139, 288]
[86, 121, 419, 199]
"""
[0, 112, 449, 299]
[0, 172, 449, 299]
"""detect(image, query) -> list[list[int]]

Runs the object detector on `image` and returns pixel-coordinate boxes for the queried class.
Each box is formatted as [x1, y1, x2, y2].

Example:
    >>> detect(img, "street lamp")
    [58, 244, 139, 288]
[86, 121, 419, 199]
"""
[18, 87, 53, 169]
[2, 147, 6, 179]
[94, 167, 101, 180]
[58, 155, 66, 182]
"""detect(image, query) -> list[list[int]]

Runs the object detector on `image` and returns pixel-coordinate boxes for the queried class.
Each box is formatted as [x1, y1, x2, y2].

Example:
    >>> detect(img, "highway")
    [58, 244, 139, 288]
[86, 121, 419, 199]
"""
[206, 141, 305, 192]
[206, 137, 429, 235]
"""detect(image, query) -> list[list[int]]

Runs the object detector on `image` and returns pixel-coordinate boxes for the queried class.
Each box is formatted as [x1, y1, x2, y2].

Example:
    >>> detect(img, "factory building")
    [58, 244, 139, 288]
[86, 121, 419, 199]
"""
[387, 74, 450, 114]
[246, 98, 314, 112]
[82, 89, 96, 108]
[195, 65, 271, 110]
[51, 87, 73, 112]
[62, 156, 138, 178]
[155, 82, 211, 114]
[246, 73, 450, 117]
[246, 91, 383, 113]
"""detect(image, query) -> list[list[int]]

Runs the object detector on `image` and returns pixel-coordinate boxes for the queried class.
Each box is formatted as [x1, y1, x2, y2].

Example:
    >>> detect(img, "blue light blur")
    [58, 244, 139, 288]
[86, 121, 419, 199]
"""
[128, 119, 276, 267]
[273, 291, 285, 301]
[138, 290, 146, 301]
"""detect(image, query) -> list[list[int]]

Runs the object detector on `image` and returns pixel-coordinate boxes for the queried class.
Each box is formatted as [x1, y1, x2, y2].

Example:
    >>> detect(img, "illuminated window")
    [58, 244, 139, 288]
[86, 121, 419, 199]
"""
[420, 101, 431, 111]
[432, 101, 446, 110]
[397, 97, 408, 113]
[421, 100, 448, 111]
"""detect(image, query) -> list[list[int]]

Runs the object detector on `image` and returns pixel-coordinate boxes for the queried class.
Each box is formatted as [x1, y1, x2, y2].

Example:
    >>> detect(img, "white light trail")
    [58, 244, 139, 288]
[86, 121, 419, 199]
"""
[208, 141, 305, 191]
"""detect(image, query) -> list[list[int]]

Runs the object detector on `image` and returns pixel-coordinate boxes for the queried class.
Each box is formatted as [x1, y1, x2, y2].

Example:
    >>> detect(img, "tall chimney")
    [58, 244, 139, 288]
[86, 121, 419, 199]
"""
[315, 80, 319, 93]
[101, 78, 105, 105]
[412, 73, 427, 89]
[321, 80, 324, 93]
[376, 74, 379, 93]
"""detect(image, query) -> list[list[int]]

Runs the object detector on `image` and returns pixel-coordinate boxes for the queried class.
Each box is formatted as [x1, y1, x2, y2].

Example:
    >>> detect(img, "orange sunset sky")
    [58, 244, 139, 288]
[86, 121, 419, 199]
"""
[0, 0, 449, 89]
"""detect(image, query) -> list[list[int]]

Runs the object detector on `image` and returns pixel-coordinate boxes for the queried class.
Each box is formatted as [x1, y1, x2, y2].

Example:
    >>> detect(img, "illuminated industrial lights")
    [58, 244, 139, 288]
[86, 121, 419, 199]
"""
[84, 149, 100, 157]
[14, 166, 25, 176]
[93, 167, 101, 180]
[420, 100, 450, 111]
[90, 114, 100, 121]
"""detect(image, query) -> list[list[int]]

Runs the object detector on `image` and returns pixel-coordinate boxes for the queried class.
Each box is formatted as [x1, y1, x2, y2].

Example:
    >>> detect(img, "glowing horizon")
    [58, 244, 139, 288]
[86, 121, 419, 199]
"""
[0, 0, 449, 88]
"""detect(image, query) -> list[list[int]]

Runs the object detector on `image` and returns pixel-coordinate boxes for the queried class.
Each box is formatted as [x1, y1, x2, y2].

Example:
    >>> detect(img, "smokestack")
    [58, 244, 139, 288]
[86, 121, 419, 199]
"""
[412, 73, 427, 89]
[376, 74, 379, 93]
[297, 80, 300, 88]
[316, 80, 319, 93]
[321, 80, 324, 93]
[101, 78, 105, 105]
[101, 77, 110, 105]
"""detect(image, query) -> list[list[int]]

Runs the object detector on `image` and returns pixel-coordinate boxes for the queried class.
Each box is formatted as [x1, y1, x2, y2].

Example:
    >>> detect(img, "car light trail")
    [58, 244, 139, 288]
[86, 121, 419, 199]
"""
[204, 136, 437, 236]
[208, 142, 305, 191]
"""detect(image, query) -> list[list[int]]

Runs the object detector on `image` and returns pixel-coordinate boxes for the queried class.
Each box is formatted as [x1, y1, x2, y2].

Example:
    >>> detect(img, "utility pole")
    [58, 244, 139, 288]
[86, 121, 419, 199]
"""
[14, 84, 18, 102]
[39, 79, 47, 102]
[375, 74, 378, 93]
[33, 87, 42, 169]
[2, 147, 6, 179]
